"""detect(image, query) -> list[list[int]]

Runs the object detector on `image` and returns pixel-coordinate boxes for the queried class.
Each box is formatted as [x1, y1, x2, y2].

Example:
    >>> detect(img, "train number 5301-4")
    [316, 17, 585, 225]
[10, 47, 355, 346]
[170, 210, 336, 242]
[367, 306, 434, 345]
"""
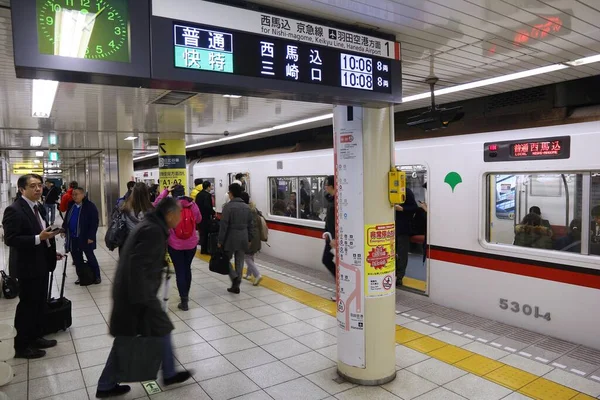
[499, 299, 551, 321]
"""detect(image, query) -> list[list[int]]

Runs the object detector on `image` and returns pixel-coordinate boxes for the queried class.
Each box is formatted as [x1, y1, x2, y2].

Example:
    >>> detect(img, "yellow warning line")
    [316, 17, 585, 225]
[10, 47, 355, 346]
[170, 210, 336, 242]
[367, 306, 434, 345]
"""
[195, 252, 593, 400]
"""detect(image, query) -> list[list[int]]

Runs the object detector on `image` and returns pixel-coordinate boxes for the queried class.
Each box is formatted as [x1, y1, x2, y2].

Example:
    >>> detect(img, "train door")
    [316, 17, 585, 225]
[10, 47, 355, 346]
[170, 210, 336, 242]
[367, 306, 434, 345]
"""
[228, 172, 250, 195]
[398, 164, 428, 294]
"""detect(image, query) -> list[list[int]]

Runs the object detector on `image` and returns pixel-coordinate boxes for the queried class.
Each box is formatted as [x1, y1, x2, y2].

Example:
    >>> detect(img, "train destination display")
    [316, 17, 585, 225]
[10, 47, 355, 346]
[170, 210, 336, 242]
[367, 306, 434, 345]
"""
[173, 22, 392, 94]
[484, 136, 571, 162]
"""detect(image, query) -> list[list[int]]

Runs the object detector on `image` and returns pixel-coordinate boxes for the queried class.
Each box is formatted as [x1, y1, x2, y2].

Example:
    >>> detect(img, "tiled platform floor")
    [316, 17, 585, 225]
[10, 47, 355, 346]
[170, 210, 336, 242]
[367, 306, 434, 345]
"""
[0, 237, 598, 399]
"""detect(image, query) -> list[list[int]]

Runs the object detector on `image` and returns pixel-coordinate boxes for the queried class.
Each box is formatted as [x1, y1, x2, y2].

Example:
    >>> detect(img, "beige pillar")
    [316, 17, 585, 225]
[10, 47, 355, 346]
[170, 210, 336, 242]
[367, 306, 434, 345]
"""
[117, 149, 134, 196]
[334, 105, 396, 385]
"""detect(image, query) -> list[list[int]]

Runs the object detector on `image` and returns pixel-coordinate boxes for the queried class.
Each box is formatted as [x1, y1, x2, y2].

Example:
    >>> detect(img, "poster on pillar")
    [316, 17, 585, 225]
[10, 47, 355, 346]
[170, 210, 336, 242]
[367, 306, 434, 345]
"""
[333, 105, 366, 368]
[365, 223, 396, 297]
[158, 139, 187, 192]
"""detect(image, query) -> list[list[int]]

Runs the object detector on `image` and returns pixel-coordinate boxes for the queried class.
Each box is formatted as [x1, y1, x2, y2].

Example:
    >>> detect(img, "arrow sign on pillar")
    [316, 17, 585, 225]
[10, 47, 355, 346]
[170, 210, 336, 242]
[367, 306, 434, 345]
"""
[159, 143, 167, 154]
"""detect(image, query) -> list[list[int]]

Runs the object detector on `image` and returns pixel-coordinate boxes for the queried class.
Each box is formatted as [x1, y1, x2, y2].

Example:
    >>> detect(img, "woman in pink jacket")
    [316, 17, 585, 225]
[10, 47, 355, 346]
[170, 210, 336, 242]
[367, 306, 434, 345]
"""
[154, 185, 202, 311]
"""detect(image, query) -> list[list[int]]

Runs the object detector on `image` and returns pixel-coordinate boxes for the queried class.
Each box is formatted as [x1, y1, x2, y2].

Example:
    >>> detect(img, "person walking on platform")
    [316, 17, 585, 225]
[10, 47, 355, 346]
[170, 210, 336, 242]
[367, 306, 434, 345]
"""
[395, 187, 418, 287]
[62, 187, 102, 284]
[59, 181, 77, 214]
[116, 181, 135, 209]
[190, 178, 203, 201]
[218, 183, 254, 294]
[43, 180, 60, 225]
[196, 180, 215, 254]
[2, 174, 62, 359]
[154, 185, 201, 311]
[240, 192, 262, 286]
[95, 197, 192, 398]
[119, 183, 154, 255]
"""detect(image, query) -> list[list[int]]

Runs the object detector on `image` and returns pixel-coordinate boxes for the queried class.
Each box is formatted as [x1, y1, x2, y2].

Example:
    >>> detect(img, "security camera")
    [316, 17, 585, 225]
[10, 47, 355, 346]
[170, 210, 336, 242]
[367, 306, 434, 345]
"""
[223, 131, 230, 137]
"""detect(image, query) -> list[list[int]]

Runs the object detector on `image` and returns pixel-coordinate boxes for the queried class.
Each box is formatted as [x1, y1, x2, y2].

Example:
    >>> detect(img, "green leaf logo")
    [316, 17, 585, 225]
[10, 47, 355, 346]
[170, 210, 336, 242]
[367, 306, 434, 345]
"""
[444, 172, 463, 192]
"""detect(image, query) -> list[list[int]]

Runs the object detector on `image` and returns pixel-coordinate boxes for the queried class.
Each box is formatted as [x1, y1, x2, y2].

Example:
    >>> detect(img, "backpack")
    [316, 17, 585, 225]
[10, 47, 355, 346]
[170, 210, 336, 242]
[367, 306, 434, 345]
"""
[1, 270, 18, 299]
[104, 207, 129, 251]
[174, 207, 195, 240]
[258, 211, 269, 242]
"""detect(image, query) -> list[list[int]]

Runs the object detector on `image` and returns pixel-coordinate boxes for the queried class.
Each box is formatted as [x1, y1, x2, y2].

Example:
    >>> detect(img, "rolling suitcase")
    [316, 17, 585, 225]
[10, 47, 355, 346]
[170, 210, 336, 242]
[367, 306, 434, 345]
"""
[43, 255, 72, 335]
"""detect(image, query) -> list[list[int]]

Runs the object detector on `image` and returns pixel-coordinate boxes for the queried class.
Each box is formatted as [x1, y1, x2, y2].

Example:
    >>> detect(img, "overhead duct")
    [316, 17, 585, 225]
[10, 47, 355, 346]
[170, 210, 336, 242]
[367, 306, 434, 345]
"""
[149, 91, 198, 106]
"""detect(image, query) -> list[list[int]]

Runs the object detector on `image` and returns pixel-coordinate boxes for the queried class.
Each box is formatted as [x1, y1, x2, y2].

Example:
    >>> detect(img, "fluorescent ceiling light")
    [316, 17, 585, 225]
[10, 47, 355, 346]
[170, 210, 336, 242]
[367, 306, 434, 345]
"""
[35, 151, 44, 157]
[402, 63, 568, 103]
[32, 80, 59, 118]
[565, 54, 600, 66]
[186, 113, 334, 150]
[223, 94, 242, 98]
[30, 136, 43, 147]
[133, 152, 158, 162]
[124, 136, 138, 141]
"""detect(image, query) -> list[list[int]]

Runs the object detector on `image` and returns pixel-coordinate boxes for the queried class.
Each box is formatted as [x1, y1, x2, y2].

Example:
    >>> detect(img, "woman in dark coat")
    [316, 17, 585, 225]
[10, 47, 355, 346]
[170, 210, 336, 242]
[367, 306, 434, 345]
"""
[95, 198, 192, 398]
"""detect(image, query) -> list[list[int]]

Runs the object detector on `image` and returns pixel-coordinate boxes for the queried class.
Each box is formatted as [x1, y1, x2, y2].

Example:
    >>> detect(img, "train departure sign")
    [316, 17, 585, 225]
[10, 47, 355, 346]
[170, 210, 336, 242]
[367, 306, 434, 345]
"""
[484, 136, 571, 162]
[12, 0, 402, 106]
[171, 21, 393, 95]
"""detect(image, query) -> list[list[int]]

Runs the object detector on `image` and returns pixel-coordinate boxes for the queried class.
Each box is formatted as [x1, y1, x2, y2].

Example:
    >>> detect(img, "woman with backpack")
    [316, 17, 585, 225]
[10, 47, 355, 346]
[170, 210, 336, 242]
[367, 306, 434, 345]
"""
[154, 185, 201, 311]
[240, 192, 262, 286]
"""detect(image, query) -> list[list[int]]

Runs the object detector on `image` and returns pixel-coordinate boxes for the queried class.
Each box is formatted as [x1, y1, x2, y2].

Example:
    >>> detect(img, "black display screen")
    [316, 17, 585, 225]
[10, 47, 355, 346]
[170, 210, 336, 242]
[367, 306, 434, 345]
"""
[171, 21, 392, 94]
[484, 136, 571, 162]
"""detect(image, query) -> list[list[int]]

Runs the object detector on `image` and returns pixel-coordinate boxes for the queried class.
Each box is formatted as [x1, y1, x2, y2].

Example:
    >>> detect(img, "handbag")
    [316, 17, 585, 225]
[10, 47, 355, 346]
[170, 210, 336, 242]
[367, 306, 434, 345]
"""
[209, 226, 231, 275]
[113, 335, 163, 383]
[1, 270, 19, 299]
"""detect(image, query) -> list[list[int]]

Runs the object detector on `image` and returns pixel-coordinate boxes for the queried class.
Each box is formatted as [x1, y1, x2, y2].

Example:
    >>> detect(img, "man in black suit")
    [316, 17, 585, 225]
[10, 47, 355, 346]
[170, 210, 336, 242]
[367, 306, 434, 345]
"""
[3, 174, 63, 359]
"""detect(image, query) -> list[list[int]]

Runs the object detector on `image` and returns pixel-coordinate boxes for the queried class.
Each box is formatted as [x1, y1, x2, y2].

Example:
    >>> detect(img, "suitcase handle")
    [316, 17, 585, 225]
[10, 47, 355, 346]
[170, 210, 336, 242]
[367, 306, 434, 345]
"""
[48, 254, 68, 301]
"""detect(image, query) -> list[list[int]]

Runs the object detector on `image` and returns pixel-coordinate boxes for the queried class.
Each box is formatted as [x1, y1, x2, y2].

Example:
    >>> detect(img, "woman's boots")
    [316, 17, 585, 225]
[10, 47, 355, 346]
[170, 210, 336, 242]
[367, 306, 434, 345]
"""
[178, 297, 189, 311]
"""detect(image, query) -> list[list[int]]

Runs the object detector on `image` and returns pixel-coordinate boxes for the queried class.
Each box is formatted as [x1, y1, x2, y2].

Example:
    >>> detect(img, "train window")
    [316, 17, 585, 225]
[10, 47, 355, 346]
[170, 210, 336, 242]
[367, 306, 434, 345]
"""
[590, 173, 600, 256]
[229, 172, 250, 194]
[269, 176, 328, 221]
[486, 173, 584, 254]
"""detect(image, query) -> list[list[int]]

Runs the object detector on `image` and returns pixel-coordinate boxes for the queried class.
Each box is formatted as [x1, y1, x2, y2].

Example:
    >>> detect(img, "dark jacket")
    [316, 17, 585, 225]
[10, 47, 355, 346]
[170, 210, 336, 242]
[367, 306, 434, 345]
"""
[109, 212, 174, 337]
[246, 204, 262, 254]
[396, 188, 419, 236]
[44, 186, 60, 205]
[62, 198, 99, 251]
[3, 197, 58, 279]
[554, 235, 581, 253]
[325, 193, 335, 239]
[219, 197, 254, 252]
[196, 189, 215, 224]
[514, 224, 553, 249]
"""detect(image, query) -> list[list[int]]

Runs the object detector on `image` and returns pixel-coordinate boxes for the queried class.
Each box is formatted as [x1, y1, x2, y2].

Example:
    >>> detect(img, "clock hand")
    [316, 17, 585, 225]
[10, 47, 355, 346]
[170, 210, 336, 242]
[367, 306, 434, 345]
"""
[82, 5, 106, 31]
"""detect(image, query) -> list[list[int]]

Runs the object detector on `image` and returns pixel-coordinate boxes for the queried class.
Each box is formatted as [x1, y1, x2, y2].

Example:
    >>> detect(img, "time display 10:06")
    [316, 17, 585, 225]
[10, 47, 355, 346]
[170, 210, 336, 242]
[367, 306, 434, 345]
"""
[340, 53, 373, 91]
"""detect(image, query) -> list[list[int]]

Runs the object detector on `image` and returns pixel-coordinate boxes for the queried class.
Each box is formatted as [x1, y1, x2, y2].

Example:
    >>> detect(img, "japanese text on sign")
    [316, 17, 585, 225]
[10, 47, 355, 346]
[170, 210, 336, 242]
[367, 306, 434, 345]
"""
[365, 223, 396, 298]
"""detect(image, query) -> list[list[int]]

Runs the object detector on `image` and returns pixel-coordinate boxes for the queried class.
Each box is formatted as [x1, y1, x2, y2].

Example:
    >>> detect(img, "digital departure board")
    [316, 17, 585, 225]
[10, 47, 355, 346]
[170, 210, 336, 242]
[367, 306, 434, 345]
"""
[484, 136, 571, 162]
[171, 22, 392, 94]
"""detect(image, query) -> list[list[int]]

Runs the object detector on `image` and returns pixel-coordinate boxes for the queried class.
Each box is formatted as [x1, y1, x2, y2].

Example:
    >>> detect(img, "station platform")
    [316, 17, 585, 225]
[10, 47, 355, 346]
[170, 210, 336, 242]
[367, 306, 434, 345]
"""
[0, 231, 599, 400]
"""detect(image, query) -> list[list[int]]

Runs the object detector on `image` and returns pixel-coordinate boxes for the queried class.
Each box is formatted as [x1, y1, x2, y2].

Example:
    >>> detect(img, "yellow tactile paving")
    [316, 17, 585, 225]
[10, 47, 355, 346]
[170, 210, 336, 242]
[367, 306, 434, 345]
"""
[395, 328, 424, 343]
[404, 336, 448, 353]
[519, 378, 580, 400]
[195, 252, 591, 399]
[454, 354, 504, 375]
[429, 345, 474, 364]
[485, 365, 539, 390]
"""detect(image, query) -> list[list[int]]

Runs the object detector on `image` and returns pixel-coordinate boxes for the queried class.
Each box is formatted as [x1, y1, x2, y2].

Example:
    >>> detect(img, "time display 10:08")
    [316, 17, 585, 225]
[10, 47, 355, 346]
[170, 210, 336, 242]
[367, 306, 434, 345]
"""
[340, 53, 391, 92]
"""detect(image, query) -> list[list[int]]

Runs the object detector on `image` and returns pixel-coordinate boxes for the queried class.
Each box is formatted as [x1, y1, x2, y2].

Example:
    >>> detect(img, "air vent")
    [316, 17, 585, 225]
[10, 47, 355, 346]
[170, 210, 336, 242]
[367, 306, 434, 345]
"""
[485, 86, 548, 113]
[150, 91, 197, 106]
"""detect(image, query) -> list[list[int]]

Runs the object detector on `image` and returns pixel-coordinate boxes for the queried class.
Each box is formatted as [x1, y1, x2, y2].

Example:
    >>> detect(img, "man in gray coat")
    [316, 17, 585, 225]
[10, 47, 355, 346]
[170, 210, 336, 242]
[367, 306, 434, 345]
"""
[218, 183, 254, 294]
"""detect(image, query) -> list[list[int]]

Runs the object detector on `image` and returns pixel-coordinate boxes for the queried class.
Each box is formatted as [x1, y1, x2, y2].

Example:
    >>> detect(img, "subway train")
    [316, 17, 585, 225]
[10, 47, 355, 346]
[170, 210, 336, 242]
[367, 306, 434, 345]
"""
[135, 121, 600, 348]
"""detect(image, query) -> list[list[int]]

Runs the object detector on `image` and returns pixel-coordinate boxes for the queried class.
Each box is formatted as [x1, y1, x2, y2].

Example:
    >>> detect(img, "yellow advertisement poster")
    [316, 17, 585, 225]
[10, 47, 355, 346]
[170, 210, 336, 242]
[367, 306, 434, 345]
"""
[365, 223, 396, 298]
[158, 139, 187, 191]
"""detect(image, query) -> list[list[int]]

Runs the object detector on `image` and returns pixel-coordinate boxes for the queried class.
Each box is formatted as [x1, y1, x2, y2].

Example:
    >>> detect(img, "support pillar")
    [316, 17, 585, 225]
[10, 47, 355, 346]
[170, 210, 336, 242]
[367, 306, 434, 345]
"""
[334, 105, 397, 385]
[158, 133, 187, 193]
[117, 149, 134, 196]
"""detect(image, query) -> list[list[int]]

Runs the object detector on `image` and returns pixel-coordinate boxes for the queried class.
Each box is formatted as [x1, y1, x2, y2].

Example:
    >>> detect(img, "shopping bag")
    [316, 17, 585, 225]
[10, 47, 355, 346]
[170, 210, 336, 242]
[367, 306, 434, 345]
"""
[209, 250, 231, 275]
[113, 336, 163, 383]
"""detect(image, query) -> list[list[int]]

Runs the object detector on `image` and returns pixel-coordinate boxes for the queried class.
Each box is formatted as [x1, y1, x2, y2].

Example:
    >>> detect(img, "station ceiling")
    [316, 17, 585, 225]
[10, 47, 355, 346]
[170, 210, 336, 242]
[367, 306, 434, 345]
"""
[0, 0, 599, 167]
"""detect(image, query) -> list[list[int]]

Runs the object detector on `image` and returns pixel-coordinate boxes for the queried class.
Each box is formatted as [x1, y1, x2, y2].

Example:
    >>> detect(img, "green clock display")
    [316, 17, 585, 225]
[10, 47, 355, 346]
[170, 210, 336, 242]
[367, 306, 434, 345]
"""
[36, 0, 130, 63]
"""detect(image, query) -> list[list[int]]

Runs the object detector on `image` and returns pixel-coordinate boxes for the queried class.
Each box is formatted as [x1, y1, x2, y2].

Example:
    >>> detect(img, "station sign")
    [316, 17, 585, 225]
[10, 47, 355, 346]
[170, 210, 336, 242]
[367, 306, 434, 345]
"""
[484, 136, 571, 162]
[12, 0, 402, 106]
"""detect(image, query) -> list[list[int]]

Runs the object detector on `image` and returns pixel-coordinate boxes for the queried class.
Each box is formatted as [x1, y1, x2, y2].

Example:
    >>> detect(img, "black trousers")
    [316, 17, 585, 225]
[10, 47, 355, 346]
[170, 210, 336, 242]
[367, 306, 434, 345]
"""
[322, 241, 336, 277]
[14, 275, 49, 350]
[199, 221, 210, 254]
[396, 235, 410, 282]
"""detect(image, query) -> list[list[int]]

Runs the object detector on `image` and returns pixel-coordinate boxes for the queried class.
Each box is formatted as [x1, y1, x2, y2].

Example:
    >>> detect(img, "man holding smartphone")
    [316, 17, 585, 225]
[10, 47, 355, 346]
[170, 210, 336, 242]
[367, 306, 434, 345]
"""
[2, 174, 63, 359]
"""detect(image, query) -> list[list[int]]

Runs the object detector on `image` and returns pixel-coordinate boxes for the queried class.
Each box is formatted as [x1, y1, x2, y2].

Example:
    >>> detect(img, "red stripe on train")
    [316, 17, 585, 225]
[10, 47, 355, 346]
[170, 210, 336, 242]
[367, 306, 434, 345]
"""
[266, 221, 324, 239]
[429, 248, 600, 290]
